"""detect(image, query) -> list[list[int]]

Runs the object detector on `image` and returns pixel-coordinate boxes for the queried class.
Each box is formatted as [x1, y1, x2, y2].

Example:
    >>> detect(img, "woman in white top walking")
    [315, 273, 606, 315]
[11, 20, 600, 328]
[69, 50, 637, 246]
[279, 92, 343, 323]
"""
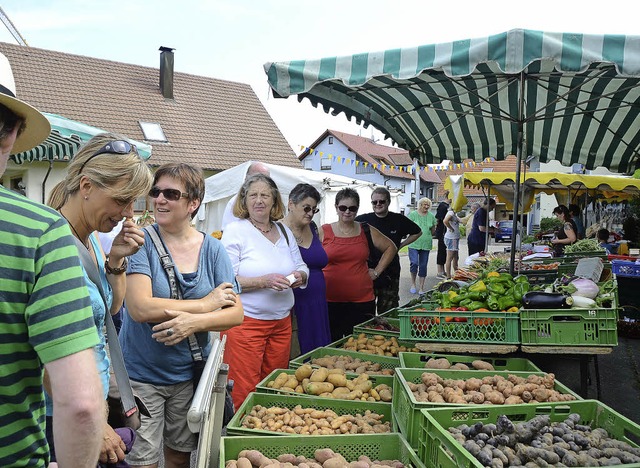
[443, 207, 461, 279]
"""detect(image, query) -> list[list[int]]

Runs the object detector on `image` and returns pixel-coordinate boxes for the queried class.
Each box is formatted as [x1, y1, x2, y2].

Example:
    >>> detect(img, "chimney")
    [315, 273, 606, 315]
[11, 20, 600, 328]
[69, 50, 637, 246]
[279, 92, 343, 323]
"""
[159, 46, 175, 99]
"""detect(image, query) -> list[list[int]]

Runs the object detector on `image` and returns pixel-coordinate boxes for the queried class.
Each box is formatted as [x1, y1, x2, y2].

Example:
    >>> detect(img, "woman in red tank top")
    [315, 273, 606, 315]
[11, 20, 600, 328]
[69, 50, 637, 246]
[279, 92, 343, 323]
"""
[321, 188, 396, 341]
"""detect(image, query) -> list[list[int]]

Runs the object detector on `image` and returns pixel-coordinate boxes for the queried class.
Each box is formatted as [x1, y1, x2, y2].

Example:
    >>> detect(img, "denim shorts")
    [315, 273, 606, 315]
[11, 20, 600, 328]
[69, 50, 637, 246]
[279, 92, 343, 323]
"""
[444, 237, 459, 251]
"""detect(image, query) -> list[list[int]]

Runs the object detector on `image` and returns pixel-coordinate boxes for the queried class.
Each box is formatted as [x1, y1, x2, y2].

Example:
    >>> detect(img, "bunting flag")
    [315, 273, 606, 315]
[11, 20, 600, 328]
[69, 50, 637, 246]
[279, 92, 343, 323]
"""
[297, 145, 501, 175]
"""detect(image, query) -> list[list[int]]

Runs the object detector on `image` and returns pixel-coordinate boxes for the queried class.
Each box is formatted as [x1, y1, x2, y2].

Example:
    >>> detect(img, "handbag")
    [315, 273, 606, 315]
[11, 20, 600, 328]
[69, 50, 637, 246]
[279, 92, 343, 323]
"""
[73, 238, 149, 430]
[362, 223, 392, 289]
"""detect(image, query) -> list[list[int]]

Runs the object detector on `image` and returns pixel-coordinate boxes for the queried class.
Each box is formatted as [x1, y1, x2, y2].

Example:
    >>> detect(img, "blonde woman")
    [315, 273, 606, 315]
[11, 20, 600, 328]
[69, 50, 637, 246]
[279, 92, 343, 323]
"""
[46, 133, 153, 466]
[407, 197, 437, 294]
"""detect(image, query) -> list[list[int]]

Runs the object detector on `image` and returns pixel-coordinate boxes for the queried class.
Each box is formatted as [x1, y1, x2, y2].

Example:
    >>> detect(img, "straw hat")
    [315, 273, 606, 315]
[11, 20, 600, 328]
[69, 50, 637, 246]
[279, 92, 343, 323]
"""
[0, 52, 50, 154]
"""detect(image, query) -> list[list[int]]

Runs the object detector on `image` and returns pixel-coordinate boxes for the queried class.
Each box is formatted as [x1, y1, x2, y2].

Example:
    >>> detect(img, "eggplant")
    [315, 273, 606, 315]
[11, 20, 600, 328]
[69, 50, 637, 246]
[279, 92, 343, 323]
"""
[522, 291, 574, 309]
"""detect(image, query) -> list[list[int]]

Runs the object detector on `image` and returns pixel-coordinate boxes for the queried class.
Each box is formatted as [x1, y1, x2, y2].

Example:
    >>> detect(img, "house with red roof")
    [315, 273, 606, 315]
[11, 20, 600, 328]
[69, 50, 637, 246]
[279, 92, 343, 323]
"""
[299, 130, 441, 213]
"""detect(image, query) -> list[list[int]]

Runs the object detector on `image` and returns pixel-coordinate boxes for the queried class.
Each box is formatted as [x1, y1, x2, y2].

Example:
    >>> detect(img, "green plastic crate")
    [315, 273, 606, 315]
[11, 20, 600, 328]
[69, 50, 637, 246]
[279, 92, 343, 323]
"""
[520, 305, 619, 346]
[398, 309, 520, 344]
[558, 262, 612, 278]
[325, 333, 421, 356]
[379, 307, 401, 318]
[398, 352, 542, 372]
[418, 400, 640, 468]
[562, 250, 608, 262]
[289, 346, 399, 375]
[255, 368, 394, 402]
[353, 317, 400, 337]
[219, 433, 426, 468]
[520, 269, 558, 285]
[226, 391, 394, 437]
[392, 368, 581, 450]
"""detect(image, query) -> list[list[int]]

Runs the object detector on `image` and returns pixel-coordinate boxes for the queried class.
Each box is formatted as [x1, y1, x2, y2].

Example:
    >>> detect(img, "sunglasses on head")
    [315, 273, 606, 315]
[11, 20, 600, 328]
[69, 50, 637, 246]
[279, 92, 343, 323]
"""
[302, 206, 320, 214]
[149, 186, 188, 201]
[371, 200, 387, 206]
[337, 205, 358, 213]
[79, 140, 139, 173]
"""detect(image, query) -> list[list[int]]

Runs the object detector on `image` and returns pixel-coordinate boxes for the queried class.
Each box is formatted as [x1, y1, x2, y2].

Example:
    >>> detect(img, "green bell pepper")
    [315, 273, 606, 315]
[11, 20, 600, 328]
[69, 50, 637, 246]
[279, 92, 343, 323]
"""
[459, 298, 473, 307]
[514, 275, 530, 284]
[497, 295, 517, 310]
[513, 282, 530, 301]
[487, 295, 500, 311]
[487, 282, 506, 295]
[466, 300, 488, 311]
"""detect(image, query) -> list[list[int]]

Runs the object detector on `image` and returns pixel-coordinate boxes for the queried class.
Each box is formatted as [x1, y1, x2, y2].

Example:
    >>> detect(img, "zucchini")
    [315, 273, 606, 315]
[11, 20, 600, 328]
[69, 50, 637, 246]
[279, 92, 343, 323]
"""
[522, 291, 573, 309]
[571, 295, 597, 308]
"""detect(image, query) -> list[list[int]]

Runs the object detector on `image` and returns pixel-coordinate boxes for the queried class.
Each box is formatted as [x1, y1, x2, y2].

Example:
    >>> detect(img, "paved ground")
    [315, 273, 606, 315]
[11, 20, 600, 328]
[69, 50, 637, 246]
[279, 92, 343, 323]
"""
[396, 238, 640, 424]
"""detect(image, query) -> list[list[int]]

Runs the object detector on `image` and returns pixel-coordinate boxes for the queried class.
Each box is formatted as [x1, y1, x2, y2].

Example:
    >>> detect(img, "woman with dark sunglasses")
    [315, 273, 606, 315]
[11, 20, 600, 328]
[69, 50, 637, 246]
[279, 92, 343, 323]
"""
[321, 188, 396, 341]
[122, 163, 244, 467]
[46, 132, 153, 466]
[281, 183, 331, 354]
[221, 174, 309, 411]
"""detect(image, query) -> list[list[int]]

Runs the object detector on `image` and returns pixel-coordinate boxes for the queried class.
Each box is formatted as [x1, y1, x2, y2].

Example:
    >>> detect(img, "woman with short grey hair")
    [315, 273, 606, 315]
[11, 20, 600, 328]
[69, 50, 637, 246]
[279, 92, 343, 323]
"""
[282, 183, 331, 353]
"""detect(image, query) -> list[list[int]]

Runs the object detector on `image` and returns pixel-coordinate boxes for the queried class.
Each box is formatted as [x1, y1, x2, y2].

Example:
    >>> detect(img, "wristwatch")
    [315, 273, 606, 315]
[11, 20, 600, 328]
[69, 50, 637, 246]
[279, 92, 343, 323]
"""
[105, 256, 128, 275]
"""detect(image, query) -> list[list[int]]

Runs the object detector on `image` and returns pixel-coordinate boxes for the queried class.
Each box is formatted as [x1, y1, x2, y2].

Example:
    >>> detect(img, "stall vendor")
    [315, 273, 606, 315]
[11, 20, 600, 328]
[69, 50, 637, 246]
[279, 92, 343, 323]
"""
[551, 205, 577, 256]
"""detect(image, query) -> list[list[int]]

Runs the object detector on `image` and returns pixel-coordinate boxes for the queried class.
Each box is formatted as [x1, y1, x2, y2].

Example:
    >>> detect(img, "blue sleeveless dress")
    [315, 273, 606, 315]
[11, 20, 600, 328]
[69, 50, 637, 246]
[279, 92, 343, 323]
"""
[293, 223, 331, 353]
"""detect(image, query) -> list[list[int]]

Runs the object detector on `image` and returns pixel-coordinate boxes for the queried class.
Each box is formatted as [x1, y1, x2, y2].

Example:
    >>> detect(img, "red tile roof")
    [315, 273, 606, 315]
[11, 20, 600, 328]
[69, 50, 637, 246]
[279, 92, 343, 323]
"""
[0, 42, 299, 171]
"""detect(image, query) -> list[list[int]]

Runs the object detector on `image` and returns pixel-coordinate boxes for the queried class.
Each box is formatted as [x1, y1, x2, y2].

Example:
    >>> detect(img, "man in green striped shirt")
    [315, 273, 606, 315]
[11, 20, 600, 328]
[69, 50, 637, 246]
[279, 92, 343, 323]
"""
[0, 53, 104, 467]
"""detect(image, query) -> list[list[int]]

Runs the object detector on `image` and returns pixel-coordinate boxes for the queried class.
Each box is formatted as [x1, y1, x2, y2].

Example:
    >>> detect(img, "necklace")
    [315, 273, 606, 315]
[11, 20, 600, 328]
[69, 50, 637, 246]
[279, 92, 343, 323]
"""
[59, 212, 89, 250]
[250, 218, 272, 233]
[337, 222, 357, 237]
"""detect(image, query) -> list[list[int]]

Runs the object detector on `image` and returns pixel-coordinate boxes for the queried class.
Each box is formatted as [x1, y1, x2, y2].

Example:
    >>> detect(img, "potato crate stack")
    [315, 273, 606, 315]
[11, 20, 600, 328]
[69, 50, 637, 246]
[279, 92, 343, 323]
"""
[417, 400, 640, 468]
[391, 368, 580, 449]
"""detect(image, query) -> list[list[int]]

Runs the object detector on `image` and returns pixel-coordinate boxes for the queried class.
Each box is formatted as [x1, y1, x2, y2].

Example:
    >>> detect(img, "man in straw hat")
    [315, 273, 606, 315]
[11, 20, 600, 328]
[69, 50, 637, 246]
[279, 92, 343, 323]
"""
[0, 52, 104, 467]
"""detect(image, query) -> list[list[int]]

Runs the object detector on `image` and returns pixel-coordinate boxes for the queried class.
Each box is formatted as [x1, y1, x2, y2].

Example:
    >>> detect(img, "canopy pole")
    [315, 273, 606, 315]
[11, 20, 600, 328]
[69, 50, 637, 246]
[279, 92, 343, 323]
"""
[509, 71, 526, 275]
[485, 185, 492, 250]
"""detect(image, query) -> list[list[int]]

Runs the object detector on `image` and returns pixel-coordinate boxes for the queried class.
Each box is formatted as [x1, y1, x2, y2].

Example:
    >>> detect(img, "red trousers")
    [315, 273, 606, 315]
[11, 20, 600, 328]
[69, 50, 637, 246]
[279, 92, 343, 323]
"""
[221, 314, 292, 410]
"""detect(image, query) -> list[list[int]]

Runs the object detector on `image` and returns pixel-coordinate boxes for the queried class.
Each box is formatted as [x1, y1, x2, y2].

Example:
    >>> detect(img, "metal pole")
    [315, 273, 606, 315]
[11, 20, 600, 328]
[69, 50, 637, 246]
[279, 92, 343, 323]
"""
[413, 158, 420, 209]
[509, 71, 526, 275]
[484, 186, 491, 251]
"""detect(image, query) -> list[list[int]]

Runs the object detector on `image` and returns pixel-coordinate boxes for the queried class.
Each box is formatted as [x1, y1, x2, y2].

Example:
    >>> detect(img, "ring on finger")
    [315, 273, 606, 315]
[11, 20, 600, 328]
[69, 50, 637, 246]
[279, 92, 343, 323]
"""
[166, 328, 174, 337]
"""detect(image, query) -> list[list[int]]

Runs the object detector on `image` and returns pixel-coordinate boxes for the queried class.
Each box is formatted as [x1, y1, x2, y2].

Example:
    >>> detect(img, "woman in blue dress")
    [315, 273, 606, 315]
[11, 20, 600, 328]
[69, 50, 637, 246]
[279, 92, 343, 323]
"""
[282, 183, 331, 353]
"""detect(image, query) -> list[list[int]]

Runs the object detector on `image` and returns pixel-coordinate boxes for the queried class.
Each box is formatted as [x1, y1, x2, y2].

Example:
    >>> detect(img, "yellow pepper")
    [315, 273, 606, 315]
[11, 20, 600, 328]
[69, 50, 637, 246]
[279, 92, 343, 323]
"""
[487, 271, 500, 278]
[507, 306, 519, 313]
[468, 280, 487, 293]
[447, 290, 459, 299]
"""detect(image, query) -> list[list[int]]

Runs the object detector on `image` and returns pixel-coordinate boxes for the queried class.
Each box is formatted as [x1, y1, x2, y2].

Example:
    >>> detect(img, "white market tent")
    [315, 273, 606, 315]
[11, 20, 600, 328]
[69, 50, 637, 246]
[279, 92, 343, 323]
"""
[195, 161, 401, 234]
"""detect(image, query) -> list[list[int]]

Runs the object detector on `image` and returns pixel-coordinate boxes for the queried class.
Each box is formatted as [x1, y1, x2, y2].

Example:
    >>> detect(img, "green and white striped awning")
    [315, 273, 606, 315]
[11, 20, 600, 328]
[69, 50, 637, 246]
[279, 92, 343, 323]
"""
[265, 29, 640, 173]
[11, 113, 152, 164]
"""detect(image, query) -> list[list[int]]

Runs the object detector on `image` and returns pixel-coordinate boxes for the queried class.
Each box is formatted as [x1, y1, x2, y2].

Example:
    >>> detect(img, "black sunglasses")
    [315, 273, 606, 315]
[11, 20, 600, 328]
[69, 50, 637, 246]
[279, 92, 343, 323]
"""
[302, 206, 320, 214]
[149, 187, 188, 202]
[371, 200, 387, 206]
[79, 140, 139, 173]
[337, 205, 358, 213]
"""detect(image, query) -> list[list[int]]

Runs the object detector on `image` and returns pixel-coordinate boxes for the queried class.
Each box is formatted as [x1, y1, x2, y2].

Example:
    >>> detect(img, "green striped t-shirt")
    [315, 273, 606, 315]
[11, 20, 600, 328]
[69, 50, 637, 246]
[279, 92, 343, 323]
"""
[0, 187, 98, 467]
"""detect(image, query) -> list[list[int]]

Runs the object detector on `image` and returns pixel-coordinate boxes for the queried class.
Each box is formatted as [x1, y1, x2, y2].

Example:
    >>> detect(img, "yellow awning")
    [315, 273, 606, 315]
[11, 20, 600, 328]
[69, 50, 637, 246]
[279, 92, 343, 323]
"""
[462, 172, 640, 211]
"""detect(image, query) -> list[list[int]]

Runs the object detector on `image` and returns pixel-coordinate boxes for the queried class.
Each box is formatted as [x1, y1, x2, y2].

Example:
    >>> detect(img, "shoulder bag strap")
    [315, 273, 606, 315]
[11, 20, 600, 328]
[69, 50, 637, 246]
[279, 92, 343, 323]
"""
[73, 237, 138, 418]
[144, 226, 204, 362]
[275, 221, 289, 246]
[361, 222, 375, 251]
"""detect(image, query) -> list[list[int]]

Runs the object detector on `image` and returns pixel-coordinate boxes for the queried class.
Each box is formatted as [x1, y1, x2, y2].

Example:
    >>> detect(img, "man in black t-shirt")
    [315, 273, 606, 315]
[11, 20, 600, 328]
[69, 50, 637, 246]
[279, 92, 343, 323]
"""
[434, 191, 451, 278]
[356, 187, 421, 314]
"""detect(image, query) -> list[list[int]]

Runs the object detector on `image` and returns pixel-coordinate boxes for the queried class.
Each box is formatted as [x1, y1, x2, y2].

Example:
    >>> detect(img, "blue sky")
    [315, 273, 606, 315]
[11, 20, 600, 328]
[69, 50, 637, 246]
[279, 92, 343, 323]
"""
[0, 1, 637, 153]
